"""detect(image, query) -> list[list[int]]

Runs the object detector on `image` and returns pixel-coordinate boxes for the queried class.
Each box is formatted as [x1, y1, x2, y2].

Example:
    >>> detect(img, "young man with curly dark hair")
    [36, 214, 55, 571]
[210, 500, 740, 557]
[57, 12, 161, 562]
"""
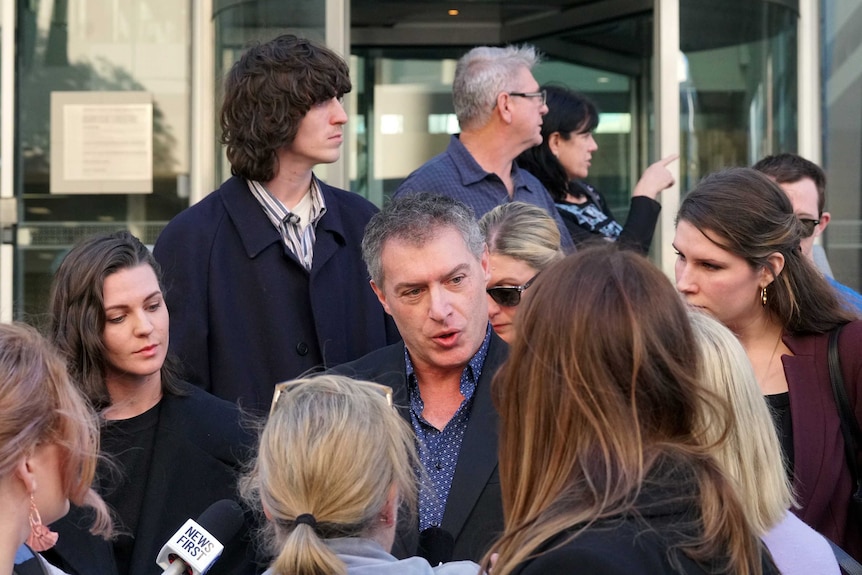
[154, 34, 399, 412]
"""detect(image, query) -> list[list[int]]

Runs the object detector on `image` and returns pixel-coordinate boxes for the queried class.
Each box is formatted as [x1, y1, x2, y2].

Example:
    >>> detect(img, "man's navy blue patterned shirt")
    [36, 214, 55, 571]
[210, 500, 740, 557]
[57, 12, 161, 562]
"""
[404, 324, 492, 531]
[394, 134, 574, 250]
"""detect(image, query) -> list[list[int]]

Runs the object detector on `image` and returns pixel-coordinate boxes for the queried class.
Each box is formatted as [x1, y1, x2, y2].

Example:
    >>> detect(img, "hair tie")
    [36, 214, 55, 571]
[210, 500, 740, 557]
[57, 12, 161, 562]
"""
[294, 514, 318, 529]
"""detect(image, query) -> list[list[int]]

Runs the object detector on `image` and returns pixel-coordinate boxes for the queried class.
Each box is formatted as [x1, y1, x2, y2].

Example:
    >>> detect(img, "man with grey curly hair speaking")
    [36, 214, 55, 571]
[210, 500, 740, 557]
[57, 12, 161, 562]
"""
[332, 193, 507, 565]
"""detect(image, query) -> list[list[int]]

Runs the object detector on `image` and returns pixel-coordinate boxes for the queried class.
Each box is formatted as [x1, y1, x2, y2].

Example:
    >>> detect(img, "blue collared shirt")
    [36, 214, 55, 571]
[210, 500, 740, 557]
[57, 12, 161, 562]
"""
[394, 134, 574, 250]
[827, 275, 862, 314]
[404, 324, 492, 531]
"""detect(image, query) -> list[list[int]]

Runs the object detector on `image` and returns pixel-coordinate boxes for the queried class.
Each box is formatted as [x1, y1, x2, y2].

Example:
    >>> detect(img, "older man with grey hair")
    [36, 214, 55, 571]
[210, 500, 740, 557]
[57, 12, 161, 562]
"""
[332, 193, 507, 564]
[394, 45, 573, 250]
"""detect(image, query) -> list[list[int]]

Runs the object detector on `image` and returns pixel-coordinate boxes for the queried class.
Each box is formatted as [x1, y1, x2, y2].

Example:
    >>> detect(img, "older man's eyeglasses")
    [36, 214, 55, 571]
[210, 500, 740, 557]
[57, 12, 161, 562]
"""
[507, 90, 547, 107]
[799, 218, 820, 238]
[486, 274, 540, 307]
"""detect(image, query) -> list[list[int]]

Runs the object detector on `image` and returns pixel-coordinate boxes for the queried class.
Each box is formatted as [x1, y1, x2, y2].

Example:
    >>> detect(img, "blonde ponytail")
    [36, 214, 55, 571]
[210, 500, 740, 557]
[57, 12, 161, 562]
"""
[240, 375, 418, 575]
[269, 520, 345, 575]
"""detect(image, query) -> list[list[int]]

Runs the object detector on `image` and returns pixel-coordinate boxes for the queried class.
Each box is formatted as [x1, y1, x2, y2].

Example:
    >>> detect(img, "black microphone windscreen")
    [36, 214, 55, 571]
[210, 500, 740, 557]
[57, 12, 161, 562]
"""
[195, 500, 245, 545]
[418, 526, 455, 565]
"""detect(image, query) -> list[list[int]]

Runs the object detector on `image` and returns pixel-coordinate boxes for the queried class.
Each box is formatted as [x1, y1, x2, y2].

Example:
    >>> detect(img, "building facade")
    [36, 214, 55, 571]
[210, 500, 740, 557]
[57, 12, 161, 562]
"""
[0, 0, 860, 321]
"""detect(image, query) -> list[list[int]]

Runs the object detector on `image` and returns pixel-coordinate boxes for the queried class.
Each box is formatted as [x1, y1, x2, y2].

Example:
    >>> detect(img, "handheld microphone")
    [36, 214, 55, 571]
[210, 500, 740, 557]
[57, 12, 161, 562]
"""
[418, 526, 455, 566]
[156, 499, 245, 575]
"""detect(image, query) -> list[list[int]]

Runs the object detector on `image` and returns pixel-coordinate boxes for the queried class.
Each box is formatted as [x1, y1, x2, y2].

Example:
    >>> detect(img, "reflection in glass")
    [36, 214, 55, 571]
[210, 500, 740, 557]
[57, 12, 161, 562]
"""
[16, 0, 191, 318]
[822, 0, 862, 291]
[679, 0, 797, 190]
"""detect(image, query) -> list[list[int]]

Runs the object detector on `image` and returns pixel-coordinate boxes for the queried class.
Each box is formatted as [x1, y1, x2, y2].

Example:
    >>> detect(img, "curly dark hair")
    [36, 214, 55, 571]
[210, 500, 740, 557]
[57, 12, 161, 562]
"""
[220, 34, 352, 182]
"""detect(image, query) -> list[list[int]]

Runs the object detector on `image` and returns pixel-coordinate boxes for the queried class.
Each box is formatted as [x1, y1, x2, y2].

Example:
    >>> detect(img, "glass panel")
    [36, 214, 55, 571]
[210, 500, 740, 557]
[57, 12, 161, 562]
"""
[350, 49, 465, 206]
[822, 0, 862, 291]
[15, 0, 191, 319]
[679, 0, 797, 190]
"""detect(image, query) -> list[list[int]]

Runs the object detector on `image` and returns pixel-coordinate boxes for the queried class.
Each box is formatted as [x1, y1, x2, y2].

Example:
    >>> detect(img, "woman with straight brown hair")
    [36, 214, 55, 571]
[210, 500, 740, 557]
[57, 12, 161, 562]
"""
[674, 167, 862, 559]
[484, 245, 777, 575]
[43, 230, 256, 575]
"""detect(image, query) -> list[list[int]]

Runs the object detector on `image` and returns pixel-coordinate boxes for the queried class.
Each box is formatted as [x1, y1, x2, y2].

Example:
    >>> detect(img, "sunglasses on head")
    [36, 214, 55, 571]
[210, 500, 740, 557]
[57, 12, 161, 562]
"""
[799, 218, 820, 238]
[486, 273, 539, 307]
[269, 379, 393, 417]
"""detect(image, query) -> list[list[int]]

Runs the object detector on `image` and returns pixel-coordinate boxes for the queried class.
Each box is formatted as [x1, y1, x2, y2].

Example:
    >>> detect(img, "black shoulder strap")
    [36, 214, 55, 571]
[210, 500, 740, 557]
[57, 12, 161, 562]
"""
[829, 324, 862, 502]
[828, 537, 862, 575]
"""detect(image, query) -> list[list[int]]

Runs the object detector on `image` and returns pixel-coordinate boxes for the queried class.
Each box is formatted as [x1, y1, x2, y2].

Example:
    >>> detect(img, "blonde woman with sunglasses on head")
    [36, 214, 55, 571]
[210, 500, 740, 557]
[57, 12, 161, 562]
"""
[479, 202, 564, 344]
[242, 375, 480, 575]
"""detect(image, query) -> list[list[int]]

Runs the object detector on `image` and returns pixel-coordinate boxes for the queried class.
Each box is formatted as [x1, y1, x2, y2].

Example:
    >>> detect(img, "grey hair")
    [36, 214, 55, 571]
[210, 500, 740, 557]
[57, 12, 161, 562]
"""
[362, 193, 486, 286]
[453, 44, 541, 130]
[480, 202, 564, 272]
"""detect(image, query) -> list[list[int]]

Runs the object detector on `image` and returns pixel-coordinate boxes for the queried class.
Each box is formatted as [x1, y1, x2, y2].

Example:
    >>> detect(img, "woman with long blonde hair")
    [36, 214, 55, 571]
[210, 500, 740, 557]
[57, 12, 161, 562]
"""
[484, 246, 776, 575]
[689, 311, 839, 575]
[242, 374, 479, 575]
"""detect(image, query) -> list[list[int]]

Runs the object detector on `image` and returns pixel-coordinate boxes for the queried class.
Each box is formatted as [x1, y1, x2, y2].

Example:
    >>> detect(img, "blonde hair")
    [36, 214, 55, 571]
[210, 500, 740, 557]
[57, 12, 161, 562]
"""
[0, 323, 112, 536]
[240, 375, 418, 575]
[689, 311, 793, 534]
[480, 202, 564, 271]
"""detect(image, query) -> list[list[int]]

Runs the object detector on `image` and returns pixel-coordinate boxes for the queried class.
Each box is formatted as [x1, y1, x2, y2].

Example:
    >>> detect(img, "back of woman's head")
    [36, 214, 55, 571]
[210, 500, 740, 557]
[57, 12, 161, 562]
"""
[479, 202, 564, 271]
[677, 167, 855, 332]
[488, 245, 762, 575]
[0, 322, 112, 535]
[495, 246, 704, 517]
[689, 311, 792, 534]
[517, 85, 598, 200]
[241, 375, 417, 575]
[48, 230, 178, 408]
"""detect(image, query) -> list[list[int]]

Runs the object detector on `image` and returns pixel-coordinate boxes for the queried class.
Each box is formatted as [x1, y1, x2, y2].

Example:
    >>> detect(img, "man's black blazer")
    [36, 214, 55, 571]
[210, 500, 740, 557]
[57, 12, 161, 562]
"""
[331, 332, 507, 562]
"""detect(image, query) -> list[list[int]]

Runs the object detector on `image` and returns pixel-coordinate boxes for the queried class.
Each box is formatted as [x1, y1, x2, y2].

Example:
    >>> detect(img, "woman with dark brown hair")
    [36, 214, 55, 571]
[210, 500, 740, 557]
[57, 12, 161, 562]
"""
[43, 230, 256, 575]
[674, 167, 862, 559]
[517, 85, 676, 253]
[484, 245, 777, 575]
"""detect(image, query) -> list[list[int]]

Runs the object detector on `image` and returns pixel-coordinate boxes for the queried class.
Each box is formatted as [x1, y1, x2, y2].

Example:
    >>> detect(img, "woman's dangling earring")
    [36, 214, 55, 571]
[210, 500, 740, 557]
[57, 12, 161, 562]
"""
[27, 494, 59, 551]
[761, 286, 768, 307]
